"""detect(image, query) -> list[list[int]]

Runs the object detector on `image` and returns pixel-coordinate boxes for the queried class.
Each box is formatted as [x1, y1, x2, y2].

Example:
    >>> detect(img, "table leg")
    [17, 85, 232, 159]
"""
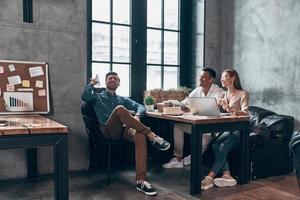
[26, 148, 37, 179]
[190, 125, 202, 195]
[238, 121, 250, 184]
[54, 135, 68, 200]
[243, 122, 250, 184]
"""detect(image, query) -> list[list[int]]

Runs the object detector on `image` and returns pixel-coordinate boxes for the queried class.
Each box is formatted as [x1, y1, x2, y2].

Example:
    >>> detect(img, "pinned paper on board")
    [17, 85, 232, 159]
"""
[22, 80, 30, 87]
[35, 80, 43, 88]
[0, 66, 3, 74]
[29, 66, 44, 77]
[17, 88, 34, 92]
[6, 84, 15, 91]
[7, 75, 22, 85]
[8, 64, 15, 72]
[38, 89, 46, 96]
[3, 92, 33, 111]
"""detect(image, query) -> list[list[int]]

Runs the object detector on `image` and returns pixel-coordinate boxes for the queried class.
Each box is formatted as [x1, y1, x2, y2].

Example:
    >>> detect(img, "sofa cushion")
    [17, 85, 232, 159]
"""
[250, 122, 271, 146]
[260, 114, 294, 141]
[249, 106, 276, 128]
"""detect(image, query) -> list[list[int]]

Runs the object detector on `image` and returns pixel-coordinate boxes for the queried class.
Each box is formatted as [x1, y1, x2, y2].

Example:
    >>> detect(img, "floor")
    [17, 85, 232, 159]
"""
[0, 164, 299, 200]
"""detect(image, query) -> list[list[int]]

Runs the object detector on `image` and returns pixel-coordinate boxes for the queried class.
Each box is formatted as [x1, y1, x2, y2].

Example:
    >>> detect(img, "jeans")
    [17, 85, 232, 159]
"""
[211, 130, 240, 175]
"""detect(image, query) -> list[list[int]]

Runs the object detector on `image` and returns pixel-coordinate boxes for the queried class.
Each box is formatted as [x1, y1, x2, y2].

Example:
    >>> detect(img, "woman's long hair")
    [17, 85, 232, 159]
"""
[222, 69, 243, 90]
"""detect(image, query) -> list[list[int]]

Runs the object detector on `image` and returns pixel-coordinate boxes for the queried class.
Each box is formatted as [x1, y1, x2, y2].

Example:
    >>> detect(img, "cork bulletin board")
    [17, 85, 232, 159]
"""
[0, 60, 50, 114]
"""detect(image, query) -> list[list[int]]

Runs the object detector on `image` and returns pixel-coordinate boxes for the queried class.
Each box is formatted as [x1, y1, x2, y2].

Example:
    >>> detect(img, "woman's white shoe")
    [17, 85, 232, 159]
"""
[213, 176, 237, 187]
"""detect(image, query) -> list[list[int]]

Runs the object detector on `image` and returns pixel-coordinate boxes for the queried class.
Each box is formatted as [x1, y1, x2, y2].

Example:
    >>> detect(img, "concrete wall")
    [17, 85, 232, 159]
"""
[220, 0, 300, 129]
[204, 0, 222, 75]
[202, 0, 300, 129]
[0, 0, 88, 179]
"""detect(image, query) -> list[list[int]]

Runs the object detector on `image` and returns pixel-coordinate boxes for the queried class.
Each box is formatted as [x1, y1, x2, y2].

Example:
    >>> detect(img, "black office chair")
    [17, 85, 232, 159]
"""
[81, 102, 123, 185]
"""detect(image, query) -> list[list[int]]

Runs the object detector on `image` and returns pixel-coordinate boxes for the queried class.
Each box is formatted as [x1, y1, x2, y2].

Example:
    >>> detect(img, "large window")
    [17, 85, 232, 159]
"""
[146, 0, 180, 90]
[90, 0, 131, 96]
[88, 0, 182, 98]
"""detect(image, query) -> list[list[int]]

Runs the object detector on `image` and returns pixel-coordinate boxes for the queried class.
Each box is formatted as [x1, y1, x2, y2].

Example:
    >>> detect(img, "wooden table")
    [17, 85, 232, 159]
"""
[0, 115, 68, 200]
[146, 111, 250, 195]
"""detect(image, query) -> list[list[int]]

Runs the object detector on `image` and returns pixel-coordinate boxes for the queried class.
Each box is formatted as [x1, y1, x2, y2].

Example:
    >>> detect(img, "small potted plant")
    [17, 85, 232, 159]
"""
[143, 95, 156, 111]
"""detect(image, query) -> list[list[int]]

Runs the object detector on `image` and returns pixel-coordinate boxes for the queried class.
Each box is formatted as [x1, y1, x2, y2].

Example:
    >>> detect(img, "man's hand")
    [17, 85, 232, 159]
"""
[89, 77, 98, 85]
[90, 74, 100, 85]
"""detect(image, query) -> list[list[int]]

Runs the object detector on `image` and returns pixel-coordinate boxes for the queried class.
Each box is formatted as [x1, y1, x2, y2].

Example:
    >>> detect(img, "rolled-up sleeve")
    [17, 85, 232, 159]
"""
[81, 84, 96, 104]
[123, 97, 146, 116]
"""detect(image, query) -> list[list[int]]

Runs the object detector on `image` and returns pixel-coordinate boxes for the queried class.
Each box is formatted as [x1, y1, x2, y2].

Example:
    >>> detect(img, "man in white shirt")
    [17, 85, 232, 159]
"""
[163, 67, 224, 168]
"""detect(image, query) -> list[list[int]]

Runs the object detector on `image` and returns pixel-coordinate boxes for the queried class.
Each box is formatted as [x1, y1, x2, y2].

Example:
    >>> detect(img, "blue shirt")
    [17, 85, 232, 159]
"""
[81, 84, 146, 123]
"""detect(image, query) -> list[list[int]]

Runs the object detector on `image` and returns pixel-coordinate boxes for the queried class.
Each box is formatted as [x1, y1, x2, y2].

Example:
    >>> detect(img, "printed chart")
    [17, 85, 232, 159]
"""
[0, 60, 49, 114]
[3, 92, 33, 111]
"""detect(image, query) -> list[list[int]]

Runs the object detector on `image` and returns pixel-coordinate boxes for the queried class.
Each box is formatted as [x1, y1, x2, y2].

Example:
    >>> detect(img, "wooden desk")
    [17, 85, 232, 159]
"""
[0, 115, 68, 200]
[146, 111, 250, 195]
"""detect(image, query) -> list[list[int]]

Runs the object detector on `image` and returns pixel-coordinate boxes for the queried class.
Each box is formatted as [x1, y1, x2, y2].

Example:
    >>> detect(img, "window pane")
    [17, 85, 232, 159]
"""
[147, 0, 161, 28]
[163, 67, 178, 90]
[147, 29, 161, 64]
[92, 0, 110, 22]
[196, 0, 205, 34]
[164, 0, 179, 30]
[112, 64, 130, 97]
[113, 0, 130, 24]
[164, 31, 178, 65]
[196, 35, 204, 67]
[113, 25, 130, 62]
[147, 65, 161, 90]
[91, 63, 110, 87]
[92, 23, 110, 61]
[196, 0, 205, 67]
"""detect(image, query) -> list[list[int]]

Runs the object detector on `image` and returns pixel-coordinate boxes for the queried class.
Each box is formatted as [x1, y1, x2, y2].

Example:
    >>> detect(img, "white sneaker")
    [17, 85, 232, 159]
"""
[213, 175, 237, 187]
[201, 176, 214, 190]
[183, 155, 191, 166]
[162, 157, 183, 168]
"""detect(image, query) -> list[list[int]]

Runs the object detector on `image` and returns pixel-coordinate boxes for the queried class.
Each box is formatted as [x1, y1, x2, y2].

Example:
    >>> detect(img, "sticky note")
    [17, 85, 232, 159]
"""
[0, 66, 3, 73]
[6, 84, 15, 91]
[29, 66, 44, 77]
[35, 80, 43, 88]
[8, 64, 15, 72]
[38, 89, 46, 96]
[22, 80, 30, 87]
[7, 75, 22, 85]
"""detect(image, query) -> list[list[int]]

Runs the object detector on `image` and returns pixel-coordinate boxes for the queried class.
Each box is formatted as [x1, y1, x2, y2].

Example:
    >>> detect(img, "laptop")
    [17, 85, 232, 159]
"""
[186, 97, 228, 116]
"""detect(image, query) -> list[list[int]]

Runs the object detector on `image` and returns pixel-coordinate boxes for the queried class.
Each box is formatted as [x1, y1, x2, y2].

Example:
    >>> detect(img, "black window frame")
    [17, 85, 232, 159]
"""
[87, 0, 194, 102]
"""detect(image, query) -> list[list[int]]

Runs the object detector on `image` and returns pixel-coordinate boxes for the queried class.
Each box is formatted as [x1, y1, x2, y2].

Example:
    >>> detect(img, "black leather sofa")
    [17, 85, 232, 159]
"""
[248, 106, 294, 180]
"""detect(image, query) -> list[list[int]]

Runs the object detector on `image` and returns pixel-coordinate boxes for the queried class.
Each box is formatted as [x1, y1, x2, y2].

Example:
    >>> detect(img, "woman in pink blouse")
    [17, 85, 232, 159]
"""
[201, 69, 249, 190]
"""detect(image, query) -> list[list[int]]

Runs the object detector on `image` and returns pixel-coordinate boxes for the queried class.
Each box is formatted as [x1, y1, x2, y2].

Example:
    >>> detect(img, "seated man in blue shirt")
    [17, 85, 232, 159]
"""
[81, 71, 170, 196]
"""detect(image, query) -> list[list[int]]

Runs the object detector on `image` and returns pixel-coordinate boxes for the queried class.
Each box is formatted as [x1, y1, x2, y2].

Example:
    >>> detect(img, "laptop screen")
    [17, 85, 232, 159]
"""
[186, 97, 221, 116]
